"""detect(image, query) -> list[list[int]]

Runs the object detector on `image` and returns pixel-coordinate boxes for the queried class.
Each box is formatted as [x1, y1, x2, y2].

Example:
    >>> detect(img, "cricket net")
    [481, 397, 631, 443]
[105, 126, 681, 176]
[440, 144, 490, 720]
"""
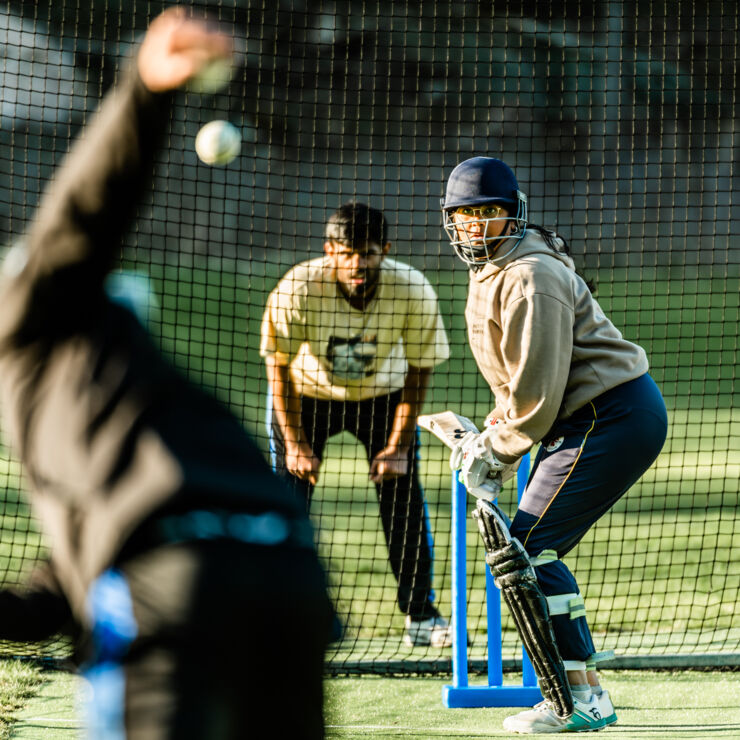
[0, 0, 737, 672]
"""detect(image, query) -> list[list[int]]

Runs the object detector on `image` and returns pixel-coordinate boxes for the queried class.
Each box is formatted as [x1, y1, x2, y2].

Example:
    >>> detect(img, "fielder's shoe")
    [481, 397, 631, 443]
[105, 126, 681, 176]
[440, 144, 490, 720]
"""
[502, 695, 606, 734]
[403, 615, 453, 648]
[596, 690, 617, 726]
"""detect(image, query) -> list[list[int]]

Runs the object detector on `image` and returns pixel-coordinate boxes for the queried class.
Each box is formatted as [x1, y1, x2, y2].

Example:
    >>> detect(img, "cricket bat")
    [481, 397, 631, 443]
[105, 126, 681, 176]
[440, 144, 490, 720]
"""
[417, 410, 480, 449]
[417, 410, 520, 484]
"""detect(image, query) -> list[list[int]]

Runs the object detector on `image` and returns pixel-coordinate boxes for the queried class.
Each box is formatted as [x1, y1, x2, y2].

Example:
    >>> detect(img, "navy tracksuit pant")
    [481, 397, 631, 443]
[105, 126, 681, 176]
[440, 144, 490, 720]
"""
[268, 390, 440, 620]
[510, 373, 668, 663]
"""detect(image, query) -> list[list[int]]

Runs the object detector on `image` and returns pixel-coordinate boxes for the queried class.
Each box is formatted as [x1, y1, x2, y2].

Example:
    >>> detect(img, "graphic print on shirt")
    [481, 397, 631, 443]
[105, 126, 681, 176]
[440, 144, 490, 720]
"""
[326, 334, 378, 380]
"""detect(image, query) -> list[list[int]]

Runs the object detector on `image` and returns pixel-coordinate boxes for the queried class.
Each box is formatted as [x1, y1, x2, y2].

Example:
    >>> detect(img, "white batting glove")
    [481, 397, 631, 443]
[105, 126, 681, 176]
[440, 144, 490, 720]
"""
[449, 425, 505, 500]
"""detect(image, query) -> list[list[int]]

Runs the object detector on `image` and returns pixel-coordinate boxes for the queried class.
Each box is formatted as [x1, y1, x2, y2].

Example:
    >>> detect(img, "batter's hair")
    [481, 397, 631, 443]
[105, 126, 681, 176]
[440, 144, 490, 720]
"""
[527, 223, 597, 294]
[325, 202, 388, 247]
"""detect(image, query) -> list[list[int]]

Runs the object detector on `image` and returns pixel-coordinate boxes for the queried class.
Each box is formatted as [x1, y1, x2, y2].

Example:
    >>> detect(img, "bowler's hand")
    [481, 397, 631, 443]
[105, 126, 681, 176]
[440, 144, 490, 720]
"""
[285, 440, 320, 486]
[369, 446, 409, 483]
[138, 7, 232, 93]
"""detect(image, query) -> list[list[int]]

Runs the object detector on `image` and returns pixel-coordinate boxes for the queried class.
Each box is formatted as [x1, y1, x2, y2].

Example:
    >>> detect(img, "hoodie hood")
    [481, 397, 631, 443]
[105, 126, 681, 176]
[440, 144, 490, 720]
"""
[470, 228, 576, 282]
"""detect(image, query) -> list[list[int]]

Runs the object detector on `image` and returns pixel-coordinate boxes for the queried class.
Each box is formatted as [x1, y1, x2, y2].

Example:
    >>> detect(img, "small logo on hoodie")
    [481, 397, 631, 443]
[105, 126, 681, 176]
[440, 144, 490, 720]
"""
[544, 436, 564, 453]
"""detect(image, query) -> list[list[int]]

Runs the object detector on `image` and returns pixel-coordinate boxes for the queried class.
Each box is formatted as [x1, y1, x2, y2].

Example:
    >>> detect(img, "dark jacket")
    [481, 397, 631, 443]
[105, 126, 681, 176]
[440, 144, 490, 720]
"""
[0, 65, 305, 625]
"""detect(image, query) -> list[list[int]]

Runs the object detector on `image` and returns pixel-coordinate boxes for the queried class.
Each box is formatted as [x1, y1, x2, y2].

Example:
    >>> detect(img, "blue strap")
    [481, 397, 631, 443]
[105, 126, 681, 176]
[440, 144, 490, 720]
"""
[83, 569, 138, 740]
[86, 569, 138, 661]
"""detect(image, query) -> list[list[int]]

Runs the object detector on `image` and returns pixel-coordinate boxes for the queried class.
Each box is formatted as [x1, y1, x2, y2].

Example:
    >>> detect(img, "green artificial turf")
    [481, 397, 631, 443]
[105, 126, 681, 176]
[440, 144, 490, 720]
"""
[5, 667, 739, 739]
[325, 671, 740, 738]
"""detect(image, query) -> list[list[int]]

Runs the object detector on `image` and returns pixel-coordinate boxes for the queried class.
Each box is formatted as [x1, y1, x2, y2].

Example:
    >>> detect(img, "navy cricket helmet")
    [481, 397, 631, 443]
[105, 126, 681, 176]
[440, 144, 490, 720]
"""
[442, 157, 528, 266]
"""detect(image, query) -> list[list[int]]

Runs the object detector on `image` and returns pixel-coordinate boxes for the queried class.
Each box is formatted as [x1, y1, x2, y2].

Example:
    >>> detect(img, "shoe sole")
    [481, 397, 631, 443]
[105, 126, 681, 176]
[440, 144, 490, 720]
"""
[403, 639, 452, 648]
[503, 726, 605, 734]
[404, 631, 452, 648]
[503, 715, 607, 734]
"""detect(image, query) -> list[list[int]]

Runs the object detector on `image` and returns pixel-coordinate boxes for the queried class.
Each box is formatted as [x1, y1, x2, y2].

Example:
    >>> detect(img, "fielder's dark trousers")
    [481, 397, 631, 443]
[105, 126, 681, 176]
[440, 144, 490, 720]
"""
[510, 373, 668, 663]
[85, 540, 332, 740]
[269, 391, 439, 620]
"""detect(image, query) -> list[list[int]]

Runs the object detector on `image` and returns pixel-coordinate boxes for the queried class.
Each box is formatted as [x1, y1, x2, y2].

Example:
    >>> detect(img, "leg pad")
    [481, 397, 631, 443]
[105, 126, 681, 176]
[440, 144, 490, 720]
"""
[473, 499, 574, 719]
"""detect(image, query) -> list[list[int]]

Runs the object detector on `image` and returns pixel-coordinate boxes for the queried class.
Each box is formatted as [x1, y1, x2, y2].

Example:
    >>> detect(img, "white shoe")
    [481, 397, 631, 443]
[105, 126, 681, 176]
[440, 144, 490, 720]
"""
[596, 690, 617, 726]
[502, 695, 606, 734]
[403, 615, 453, 648]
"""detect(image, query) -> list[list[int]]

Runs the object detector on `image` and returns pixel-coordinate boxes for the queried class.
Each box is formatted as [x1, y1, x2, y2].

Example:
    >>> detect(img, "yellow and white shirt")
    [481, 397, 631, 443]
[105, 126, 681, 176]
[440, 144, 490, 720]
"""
[260, 257, 450, 401]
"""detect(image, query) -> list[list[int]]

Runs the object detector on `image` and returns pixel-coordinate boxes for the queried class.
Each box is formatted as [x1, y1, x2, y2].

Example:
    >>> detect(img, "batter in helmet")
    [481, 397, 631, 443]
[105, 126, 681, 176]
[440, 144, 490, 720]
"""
[442, 156, 528, 267]
[440, 154, 668, 733]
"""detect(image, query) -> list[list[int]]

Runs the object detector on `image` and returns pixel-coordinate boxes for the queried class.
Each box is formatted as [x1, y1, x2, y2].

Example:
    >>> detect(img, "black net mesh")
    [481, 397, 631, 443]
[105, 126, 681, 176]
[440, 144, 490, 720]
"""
[0, 0, 737, 672]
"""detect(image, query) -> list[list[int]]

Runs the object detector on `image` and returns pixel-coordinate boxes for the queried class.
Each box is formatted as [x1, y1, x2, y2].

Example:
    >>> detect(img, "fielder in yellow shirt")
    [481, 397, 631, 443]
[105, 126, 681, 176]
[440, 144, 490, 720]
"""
[261, 202, 452, 647]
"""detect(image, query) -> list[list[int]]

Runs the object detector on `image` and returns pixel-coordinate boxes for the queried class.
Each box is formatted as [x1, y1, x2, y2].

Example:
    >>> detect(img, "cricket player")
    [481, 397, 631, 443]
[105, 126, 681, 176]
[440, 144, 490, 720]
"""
[261, 202, 453, 647]
[0, 9, 331, 738]
[441, 157, 668, 733]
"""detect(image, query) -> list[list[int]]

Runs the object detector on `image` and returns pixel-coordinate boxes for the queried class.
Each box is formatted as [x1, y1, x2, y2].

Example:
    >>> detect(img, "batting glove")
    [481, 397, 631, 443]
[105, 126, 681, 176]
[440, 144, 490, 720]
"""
[449, 425, 505, 500]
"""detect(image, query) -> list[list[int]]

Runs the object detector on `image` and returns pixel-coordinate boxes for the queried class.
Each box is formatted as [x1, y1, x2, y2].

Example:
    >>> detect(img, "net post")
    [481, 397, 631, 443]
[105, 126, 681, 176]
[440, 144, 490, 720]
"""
[443, 453, 542, 708]
[485, 566, 504, 686]
[516, 456, 538, 688]
[449, 470, 469, 688]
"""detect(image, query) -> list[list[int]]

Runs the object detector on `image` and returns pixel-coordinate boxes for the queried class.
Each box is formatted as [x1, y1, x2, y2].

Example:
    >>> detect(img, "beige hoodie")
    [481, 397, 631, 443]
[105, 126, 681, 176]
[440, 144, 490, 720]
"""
[465, 229, 648, 463]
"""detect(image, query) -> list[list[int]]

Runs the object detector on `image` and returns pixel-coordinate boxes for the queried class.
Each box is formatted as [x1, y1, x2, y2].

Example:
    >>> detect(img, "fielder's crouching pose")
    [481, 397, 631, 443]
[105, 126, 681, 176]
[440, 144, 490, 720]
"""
[442, 157, 668, 733]
[0, 9, 331, 739]
[261, 203, 452, 647]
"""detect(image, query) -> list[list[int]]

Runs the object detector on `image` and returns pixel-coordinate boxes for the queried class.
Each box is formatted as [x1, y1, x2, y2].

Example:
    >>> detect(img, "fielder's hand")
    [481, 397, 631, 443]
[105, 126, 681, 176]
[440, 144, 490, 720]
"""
[450, 424, 505, 500]
[369, 446, 409, 483]
[285, 440, 320, 486]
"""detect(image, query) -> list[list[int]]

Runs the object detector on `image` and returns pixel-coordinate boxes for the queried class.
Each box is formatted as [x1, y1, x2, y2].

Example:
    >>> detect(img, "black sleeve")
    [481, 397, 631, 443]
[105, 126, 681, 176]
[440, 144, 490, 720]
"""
[0, 62, 174, 348]
[0, 562, 76, 642]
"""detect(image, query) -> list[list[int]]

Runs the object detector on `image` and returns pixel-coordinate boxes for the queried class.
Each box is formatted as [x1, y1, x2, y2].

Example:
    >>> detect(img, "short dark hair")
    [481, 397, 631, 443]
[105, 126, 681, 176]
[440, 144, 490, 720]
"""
[325, 202, 388, 247]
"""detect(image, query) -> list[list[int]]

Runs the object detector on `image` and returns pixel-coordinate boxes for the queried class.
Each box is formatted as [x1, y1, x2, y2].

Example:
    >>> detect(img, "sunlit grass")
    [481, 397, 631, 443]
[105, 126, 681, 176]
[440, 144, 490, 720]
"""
[0, 661, 43, 739]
